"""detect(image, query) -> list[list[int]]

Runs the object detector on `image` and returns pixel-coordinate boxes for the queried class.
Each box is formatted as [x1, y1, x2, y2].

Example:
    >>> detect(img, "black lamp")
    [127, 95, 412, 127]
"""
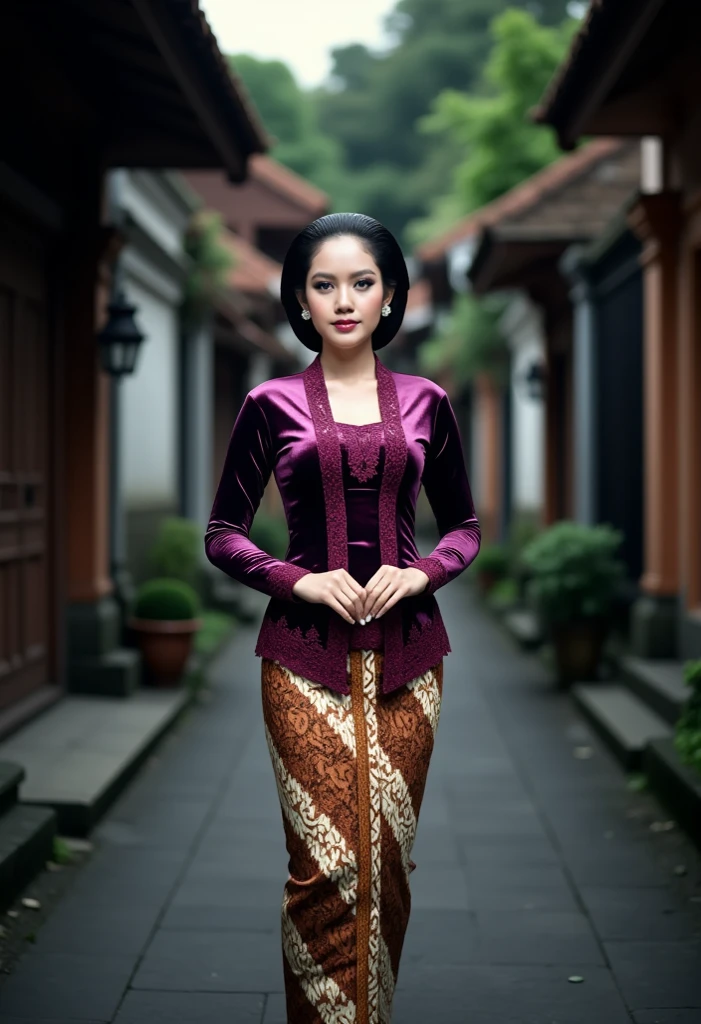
[519, 360, 546, 401]
[97, 289, 146, 377]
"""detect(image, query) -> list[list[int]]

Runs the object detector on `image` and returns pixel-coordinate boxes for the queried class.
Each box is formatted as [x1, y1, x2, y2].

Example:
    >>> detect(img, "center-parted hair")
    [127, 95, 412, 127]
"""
[280, 212, 410, 352]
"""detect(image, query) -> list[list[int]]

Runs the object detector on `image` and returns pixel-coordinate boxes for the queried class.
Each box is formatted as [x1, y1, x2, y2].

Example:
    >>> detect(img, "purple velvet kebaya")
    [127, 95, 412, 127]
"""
[205, 352, 481, 694]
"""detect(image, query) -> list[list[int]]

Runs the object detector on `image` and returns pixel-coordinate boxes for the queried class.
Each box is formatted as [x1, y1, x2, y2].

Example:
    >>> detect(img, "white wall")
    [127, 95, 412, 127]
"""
[119, 275, 180, 509]
[110, 170, 197, 513]
[502, 295, 546, 516]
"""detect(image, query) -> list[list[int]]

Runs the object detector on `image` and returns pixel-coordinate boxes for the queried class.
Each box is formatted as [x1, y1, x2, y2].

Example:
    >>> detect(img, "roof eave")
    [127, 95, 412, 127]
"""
[469, 231, 588, 295]
[533, 0, 668, 149]
[131, 0, 269, 182]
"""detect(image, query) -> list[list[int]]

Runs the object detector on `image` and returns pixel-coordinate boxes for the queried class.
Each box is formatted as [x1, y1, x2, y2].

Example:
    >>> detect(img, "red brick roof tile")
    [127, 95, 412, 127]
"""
[416, 138, 626, 262]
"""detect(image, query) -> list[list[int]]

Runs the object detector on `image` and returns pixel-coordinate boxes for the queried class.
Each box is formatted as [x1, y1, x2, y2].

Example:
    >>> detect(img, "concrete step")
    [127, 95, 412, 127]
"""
[503, 608, 544, 650]
[0, 762, 25, 816]
[0, 803, 56, 911]
[620, 655, 688, 725]
[0, 688, 192, 836]
[644, 738, 701, 851]
[572, 683, 673, 771]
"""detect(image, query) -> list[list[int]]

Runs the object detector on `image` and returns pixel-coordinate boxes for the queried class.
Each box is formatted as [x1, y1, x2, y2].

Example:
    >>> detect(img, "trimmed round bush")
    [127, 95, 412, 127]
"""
[149, 517, 201, 584]
[521, 520, 625, 624]
[134, 578, 201, 621]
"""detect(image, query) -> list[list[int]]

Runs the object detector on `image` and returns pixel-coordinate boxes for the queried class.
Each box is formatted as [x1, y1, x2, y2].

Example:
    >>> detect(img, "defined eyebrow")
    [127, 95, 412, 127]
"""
[310, 268, 378, 280]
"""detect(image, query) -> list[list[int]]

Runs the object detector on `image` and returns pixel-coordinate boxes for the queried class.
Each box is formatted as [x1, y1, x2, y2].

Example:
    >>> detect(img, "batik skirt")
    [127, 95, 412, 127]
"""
[261, 648, 443, 1024]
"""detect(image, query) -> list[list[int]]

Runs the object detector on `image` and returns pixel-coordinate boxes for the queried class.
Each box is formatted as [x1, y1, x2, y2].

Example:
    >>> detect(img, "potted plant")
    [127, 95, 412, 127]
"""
[149, 516, 201, 585]
[521, 520, 625, 686]
[130, 578, 202, 687]
[473, 542, 510, 595]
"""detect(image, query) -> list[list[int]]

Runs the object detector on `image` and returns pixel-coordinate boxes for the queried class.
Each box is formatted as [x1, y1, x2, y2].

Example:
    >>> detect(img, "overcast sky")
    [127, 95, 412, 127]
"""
[200, 0, 399, 88]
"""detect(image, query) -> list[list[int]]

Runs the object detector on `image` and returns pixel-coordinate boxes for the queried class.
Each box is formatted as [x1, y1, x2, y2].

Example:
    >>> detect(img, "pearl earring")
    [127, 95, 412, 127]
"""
[381, 304, 392, 317]
[301, 309, 311, 320]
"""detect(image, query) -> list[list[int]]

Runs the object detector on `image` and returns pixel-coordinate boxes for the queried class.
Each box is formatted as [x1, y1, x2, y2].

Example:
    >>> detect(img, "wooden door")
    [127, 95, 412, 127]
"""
[0, 213, 53, 710]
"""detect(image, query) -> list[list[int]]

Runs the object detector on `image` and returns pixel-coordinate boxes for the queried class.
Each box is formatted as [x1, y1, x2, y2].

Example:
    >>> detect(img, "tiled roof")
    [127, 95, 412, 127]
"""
[215, 294, 291, 360]
[250, 155, 329, 213]
[468, 137, 641, 291]
[147, 0, 269, 157]
[532, 0, 667, 148]
[416, 138, 628, 261]
[221, 231, 282, 295]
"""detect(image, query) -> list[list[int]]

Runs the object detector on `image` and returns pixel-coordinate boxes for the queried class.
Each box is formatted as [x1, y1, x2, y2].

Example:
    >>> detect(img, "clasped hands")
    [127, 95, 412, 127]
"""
[291, 565, 430, 626]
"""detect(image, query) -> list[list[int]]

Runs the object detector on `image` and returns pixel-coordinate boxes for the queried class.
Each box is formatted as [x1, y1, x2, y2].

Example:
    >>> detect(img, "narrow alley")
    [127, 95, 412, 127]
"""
[1, 581, 699, 1023]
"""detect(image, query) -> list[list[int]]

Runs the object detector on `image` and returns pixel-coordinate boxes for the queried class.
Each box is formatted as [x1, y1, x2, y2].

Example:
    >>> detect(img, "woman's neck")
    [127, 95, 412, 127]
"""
[319, 345, 377, 384]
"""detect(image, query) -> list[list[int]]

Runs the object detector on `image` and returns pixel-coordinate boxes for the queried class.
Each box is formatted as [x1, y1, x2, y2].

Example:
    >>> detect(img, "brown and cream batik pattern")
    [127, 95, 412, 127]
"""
[261, 648, 443, 1024]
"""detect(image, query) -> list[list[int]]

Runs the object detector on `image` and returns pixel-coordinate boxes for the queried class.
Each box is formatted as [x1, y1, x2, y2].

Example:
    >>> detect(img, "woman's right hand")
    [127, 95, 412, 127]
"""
[291, 569, 366, 625]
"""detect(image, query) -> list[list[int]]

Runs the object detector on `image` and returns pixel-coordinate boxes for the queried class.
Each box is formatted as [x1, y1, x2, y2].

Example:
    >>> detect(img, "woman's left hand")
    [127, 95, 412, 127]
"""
[360, 566, 430, 623]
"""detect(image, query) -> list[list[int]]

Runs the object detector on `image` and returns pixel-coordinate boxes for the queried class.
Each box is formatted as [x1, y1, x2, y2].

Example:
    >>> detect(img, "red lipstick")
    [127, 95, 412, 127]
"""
[333, 320, 359, 333]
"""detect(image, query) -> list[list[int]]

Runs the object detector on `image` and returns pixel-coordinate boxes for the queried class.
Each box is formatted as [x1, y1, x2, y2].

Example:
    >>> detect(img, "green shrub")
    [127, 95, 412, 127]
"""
[508, 515, 541, 560]
[507, 515, 542, 579]
[194, 610, 236, 657]
[250, 510, 289, 561]
[521, 520, 625, 624]
[149, 517, 201, 585]
[488, 577, 519, 603]
[674, 659, 701, 775]
[134, 578, 201, 621]
[486, 576, 519, 612]
[475, 542, 510, 577]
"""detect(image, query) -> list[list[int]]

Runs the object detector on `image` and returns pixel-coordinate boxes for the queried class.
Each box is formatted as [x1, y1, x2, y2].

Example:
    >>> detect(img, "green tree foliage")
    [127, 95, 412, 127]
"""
[417, 292, 509, 388]
[315, 0, 572, 239]
[408, 8, 577, 245]
[182, 211, 233, 326]
[227, 3, 575, 241]
[228, 54, 346, 199]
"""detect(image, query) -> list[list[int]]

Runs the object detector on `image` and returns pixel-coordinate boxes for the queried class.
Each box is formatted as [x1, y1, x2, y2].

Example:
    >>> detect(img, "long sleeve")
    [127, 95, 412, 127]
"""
[407, 391, 481, 594]
[204, 393, 312, 601]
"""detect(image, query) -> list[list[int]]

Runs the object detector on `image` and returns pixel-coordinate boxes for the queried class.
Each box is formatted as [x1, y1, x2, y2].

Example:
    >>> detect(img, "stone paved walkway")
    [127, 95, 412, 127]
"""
[1, 582, 700, 1023]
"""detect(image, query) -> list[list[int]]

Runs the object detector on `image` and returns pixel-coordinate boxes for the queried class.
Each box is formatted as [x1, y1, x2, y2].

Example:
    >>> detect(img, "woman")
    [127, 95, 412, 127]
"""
[205, 213, 481, 1024]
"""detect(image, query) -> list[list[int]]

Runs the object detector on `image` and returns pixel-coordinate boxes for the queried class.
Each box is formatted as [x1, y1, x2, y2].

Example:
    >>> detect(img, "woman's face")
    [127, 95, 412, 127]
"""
[298, 234, 394, 352]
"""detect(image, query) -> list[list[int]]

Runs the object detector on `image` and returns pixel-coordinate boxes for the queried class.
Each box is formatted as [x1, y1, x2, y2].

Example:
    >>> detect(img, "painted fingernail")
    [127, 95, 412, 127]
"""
[359, 617, 366, 625]
[366, 614, 373, 621]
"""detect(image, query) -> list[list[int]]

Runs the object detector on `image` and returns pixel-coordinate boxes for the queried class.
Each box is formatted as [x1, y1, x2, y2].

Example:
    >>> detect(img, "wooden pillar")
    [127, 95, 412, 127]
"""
[628, 192, 682, 656]
[64, 218, 113, 606]
[61, 159, 139, 693]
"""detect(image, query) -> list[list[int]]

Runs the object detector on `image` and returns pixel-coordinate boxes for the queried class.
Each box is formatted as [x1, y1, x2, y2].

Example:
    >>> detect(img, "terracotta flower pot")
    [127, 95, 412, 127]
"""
[549, 616, 609, 687]
[130, 617, 202, 687]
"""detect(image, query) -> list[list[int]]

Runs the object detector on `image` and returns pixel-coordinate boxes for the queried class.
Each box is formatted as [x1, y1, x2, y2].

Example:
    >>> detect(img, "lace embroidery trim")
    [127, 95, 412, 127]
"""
[375, 356, 409, 688]
[256, 612, 350, 693]
[255, 604, 450, 696]
[302, 353, 434, 694]
[303, 357, 349, 574]
[338, 421, 384, 483]
[394, 613, 451, 691]
[302, 357, 353, 684]
[405, 556, 448, 596]
[267, 563, 313, 602]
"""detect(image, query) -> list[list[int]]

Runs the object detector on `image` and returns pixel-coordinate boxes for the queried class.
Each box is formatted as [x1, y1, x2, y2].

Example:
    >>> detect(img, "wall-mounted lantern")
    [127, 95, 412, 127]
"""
[97, 289, 146, 377]
[517, 359, 547, 402]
